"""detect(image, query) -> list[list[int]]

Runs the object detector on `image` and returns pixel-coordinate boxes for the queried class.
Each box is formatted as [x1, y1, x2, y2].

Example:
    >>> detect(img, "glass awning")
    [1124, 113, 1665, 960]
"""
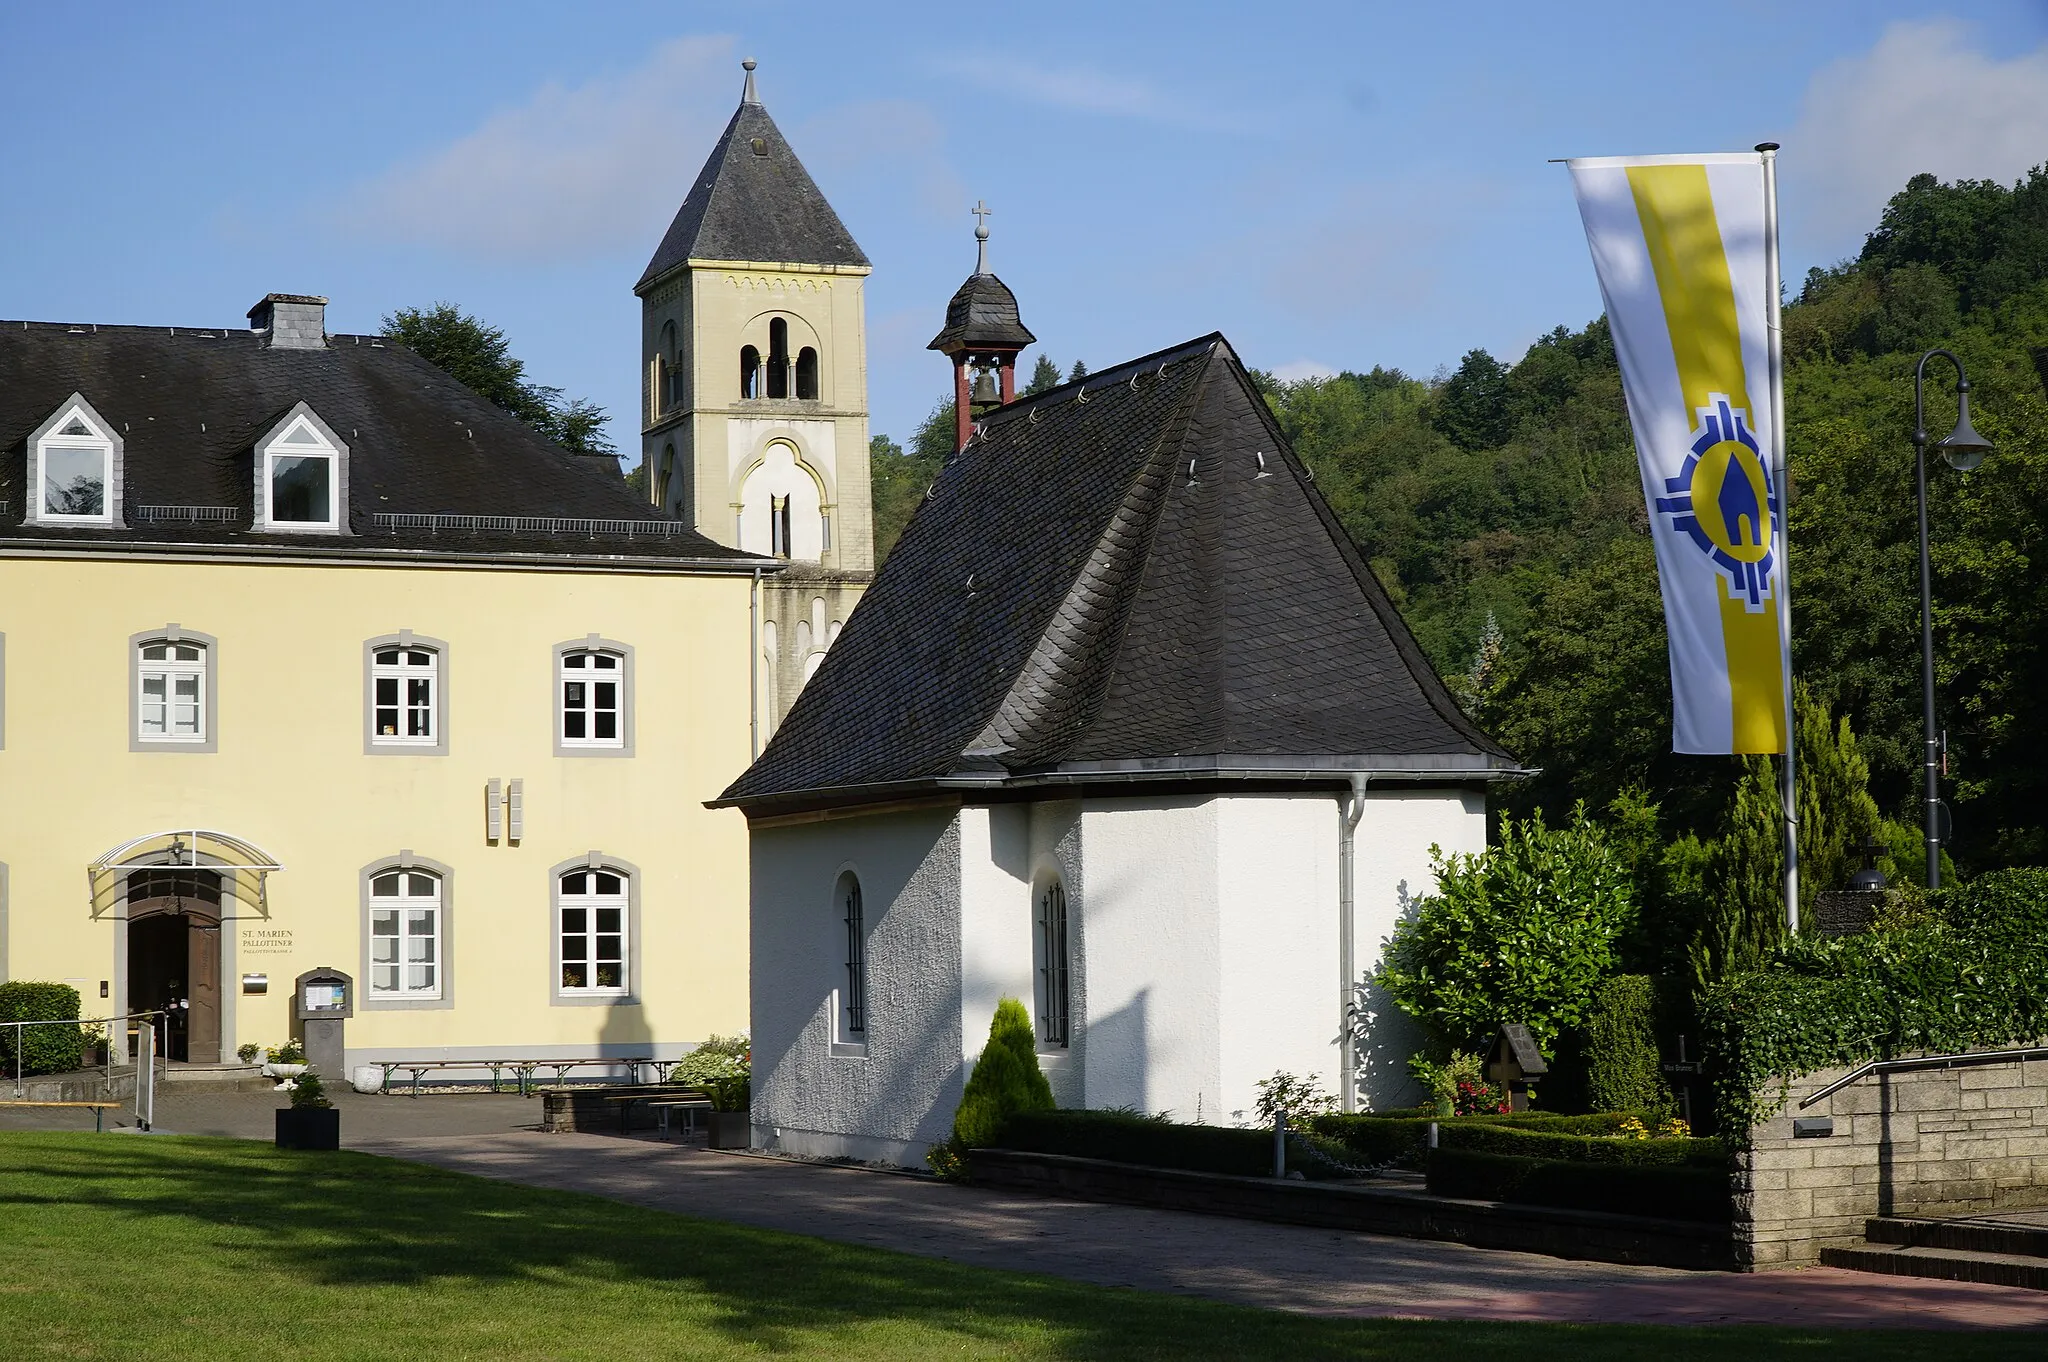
[87, 830, 285, 921]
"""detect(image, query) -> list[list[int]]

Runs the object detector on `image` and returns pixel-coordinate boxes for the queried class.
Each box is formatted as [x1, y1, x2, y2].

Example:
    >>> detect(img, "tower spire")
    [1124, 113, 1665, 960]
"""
[741, 58, 759, 105]
[972, 200, 992, 274]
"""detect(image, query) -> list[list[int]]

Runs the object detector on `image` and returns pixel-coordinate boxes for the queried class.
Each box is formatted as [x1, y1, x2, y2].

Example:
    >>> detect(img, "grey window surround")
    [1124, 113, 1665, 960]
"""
[253, 401, 350, 536]
[359, 852, 455, 1011]
[548, 852, 642, 1007]
[363, 632, 451, 756]
[25, 393, 123, 529]
[553, 636, 636, 758]
[129, 626, 219, 754]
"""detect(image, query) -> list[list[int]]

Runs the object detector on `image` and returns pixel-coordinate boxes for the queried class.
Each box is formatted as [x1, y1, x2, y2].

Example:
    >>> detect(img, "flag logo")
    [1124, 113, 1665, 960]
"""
[1657, 394, 1779, 610]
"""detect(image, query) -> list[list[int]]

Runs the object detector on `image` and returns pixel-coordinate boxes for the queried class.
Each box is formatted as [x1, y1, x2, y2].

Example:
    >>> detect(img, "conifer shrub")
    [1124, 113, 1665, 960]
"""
[1570, 974, 1671, 1114]
[0, 982, 86, 1076]
[929, 998, 1052, 1177]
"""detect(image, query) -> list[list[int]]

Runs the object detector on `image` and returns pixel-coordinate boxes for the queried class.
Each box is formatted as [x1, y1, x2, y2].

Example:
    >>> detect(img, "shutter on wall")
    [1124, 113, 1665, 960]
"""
[486, 777, 503, 841]
[508, 778, 524, 842]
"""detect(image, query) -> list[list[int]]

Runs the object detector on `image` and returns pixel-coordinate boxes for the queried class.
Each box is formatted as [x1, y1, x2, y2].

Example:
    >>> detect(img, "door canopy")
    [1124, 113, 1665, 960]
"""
[87, 830, 285, 921]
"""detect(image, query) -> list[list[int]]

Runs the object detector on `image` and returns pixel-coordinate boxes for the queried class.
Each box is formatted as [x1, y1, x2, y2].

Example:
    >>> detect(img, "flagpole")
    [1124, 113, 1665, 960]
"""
[1758, 141, 1799, 935]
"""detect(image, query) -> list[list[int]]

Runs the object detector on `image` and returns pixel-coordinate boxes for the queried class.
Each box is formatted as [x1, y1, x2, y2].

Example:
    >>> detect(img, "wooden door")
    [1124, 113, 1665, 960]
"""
[186, 918, 221, 1064]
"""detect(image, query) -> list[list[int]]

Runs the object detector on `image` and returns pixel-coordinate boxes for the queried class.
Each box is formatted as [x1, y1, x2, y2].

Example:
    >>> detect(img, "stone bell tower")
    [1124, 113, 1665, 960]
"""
[636, 58, 874, 735]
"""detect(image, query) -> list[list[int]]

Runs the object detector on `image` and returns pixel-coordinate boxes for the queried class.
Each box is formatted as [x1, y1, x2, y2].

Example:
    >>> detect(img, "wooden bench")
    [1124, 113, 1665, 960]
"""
[647, 1097, 714, 1141]
[377, 1057, 660, 1098]
[601, 1091, 714, 1139]
[0, 1100, 123, 1132]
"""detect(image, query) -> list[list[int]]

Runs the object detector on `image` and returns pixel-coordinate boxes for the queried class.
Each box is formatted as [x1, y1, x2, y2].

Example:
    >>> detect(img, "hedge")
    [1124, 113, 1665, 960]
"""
[1699, 868, 2048, 1131]
[1436, 1121, 1728, 1167]
[995, 1109, 1357, 1180]
[1308, 1109, 1672, 1168]
[1427, 1148, 1732, 1223]
[0, 982, 86, 1076]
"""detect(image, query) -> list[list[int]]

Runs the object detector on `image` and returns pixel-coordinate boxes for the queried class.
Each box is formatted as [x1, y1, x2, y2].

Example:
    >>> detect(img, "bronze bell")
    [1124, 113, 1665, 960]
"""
[969, 368, 1000, 409]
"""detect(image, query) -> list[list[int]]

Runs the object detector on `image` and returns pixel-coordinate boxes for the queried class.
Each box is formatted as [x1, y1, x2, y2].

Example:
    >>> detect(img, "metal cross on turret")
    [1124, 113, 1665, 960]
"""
[972, 201, 992, 274]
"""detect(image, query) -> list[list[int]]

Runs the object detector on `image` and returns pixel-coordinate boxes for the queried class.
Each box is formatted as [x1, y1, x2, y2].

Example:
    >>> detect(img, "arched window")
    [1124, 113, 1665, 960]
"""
[136, 639, 208, 745]
[555, 639, 634, 756]
[738, 442, 823, 559]
[558, 866, 630, 997]
[368, 866, 444, 1001]
[364, 636, 446, 754]
[767, 318, 790, 399]
[740, 345, 761, 399]
[656, 444, 675, 511]
[795, 346, 819, 400]
[1037, 878, 1070, 1046]
[658, 321, 678, 410]
[839, 872, 866, 1037]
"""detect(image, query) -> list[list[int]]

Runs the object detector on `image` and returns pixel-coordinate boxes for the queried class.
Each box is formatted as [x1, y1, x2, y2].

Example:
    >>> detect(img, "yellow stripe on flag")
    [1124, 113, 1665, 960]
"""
[1627, 164, 1786, 753]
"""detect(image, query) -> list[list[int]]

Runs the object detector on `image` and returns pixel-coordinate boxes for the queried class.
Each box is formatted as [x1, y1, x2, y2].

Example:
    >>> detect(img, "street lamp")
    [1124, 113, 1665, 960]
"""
[1911, 349, 1993, 890]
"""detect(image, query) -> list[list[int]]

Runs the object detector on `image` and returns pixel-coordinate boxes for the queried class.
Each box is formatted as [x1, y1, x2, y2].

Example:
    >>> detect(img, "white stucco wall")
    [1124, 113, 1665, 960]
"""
[958, 804, 1033, 1073]
[1076, 796, 1224, 1121]
[748, 805, 964, 1165]
[1349, 789, 1488, 1109]
[1216, 793, 1342, 1123]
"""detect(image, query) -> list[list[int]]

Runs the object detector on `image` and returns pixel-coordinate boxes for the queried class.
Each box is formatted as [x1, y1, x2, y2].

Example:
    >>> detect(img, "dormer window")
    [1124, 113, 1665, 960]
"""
[28, 395, 121, 527]
[254, 402, 348, 534]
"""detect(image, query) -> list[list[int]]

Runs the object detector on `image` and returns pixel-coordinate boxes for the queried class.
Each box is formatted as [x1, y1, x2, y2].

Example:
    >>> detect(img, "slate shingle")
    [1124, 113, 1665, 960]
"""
[0, 322, 754, 565]
[718, 334, 1515, 814]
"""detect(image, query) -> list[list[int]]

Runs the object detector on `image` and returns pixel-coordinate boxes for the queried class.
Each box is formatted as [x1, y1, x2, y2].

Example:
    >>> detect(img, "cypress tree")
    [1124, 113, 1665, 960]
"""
[951, 998, 1054, 1150]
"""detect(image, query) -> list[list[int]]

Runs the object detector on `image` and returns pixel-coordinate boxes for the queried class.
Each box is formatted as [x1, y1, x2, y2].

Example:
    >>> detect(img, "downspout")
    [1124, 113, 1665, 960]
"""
[749, 567, 762, 760]
[1338, 773, 1369, 1113]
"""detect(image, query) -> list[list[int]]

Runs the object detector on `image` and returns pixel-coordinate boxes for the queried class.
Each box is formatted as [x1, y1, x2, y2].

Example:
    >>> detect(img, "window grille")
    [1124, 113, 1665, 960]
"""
[843, 877, 866, 1035]
[1039, 881, 1070, 1046]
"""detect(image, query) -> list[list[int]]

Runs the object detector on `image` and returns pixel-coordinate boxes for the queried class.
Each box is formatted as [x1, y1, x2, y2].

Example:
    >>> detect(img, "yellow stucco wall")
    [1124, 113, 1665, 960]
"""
[0, 552, 755, 1064]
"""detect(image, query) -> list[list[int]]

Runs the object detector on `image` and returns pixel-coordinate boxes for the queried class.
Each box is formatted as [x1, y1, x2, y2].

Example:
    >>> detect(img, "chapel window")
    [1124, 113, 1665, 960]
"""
[840, 872, 867, 1037]
[1038, 879, 1071, 1047]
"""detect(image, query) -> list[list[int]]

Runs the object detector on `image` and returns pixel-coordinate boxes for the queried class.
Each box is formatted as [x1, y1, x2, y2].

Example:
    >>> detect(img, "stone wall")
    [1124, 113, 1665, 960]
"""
[1740, 1054, 2048, 1267]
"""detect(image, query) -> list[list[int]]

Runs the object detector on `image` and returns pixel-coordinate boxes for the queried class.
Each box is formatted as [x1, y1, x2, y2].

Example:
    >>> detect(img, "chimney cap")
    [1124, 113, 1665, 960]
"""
[248, 293, 329, 323]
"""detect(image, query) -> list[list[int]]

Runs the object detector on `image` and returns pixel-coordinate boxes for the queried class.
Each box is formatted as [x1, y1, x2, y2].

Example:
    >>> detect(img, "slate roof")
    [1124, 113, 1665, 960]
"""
[637, 92, 868, 290]
[717, 334, 1518, 814]
[928, 273, 1036, 353]
[0, 321, 756, 567]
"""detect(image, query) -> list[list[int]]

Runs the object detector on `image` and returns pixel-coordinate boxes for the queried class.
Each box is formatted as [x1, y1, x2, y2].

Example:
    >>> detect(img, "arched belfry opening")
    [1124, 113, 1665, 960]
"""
[767, 318, 790, 399]
[929, 200, 1035, 452]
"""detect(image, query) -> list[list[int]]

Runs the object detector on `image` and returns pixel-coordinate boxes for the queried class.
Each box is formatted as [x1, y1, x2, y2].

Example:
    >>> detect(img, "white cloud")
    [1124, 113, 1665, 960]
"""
[340, 37, 740, 260]
[929, 54, 1223, 127]
[1790, 21, 2048, 254]
[1271, 359, 1337, 383]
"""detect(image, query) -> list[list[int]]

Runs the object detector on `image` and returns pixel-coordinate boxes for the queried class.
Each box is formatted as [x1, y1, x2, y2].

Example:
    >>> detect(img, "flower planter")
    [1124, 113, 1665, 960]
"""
[275, 1107, 340, 1151]
[707, 1111, 750, 1150]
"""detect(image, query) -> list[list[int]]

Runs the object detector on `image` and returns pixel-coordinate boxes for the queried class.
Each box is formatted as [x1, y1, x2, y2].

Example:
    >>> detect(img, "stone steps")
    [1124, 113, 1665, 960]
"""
[1821, 1215, 2048, 1291]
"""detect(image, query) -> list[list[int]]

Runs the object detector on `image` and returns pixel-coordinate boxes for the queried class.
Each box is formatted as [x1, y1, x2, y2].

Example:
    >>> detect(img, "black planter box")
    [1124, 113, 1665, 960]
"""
[276, 1107, 341, 1151]
[707, 1111, 750, 1150]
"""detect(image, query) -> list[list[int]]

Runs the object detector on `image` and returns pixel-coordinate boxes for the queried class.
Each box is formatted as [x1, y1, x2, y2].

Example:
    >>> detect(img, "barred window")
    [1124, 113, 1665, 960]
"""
[841, 873, 866, 1036]
[1038, 880, 1070, 1046]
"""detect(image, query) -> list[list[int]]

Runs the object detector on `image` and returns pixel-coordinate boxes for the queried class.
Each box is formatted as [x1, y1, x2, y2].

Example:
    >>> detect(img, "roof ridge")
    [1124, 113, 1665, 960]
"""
[978, 333, 1224, 427]
[963, 348, 1217, 766]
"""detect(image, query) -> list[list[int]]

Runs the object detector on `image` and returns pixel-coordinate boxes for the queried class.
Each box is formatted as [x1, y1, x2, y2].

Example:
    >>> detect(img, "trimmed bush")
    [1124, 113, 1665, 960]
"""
[952, 998, 1053, 1150]
[1700, 867, 2048, 1131]
[1000, 1109, 1272, 1177]
[0, 982, 86, 1076]
[1436, 1121, 1726, 1167]
[1428, 1148, 1731, 1223]
[1310, 1108, 1699, 1169]
[1579, 975, 1671, 1112]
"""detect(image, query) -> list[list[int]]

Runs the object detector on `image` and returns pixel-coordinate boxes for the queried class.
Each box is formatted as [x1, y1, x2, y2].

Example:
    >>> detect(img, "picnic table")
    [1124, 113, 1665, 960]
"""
[376, 1057, 665, 1097]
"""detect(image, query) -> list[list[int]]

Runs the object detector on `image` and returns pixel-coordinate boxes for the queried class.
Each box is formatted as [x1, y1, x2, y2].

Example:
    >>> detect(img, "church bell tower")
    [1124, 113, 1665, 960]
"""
[636, 59, 874, 734]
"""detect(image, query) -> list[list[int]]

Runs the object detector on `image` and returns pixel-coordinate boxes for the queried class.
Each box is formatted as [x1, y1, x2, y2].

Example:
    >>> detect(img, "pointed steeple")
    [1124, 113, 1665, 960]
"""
[636, 59, 868, 292]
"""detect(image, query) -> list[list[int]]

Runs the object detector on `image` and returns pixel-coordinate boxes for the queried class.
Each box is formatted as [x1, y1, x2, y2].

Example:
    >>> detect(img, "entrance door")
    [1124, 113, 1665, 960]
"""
[126, 870, 223, 1064]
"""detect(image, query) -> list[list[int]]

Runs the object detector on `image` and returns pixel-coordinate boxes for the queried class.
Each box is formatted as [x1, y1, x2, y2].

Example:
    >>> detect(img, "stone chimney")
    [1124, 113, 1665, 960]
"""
[247, 294, 329, 350]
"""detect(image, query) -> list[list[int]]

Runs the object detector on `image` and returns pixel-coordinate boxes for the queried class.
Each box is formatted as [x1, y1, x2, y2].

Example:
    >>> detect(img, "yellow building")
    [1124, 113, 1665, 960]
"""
[0, 293, 767, 1076]
[637, 59, 873, 732]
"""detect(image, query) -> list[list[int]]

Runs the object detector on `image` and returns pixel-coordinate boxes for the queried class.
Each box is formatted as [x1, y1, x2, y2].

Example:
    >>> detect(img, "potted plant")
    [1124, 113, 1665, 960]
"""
[275, 1069, 340, 1150]
[264, 1038, 307, 1090]
[701, 1074, 751, 1150]
[236, 1042, 268, 1066]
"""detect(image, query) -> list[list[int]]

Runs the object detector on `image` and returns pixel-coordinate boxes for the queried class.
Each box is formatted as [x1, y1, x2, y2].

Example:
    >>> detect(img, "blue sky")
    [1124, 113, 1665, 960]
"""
[4, 4, 2047, 461]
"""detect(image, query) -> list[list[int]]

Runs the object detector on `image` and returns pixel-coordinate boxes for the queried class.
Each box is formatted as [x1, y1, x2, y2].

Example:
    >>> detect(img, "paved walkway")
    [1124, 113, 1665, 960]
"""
[357, 1128, 2048, 1330]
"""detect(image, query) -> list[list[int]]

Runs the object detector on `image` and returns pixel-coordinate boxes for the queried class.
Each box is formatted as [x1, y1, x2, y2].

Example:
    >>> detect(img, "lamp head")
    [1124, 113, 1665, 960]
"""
[1940, 390, 1992, 472]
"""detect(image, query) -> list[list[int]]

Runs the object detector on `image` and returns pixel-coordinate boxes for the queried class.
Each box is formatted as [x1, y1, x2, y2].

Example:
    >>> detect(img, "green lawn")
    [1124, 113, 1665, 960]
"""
[0, 1132, 2021, 1359]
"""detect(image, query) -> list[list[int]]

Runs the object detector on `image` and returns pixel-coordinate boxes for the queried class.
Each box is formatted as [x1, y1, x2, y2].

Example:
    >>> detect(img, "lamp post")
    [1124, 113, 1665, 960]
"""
[1910, 349, 1993, 890]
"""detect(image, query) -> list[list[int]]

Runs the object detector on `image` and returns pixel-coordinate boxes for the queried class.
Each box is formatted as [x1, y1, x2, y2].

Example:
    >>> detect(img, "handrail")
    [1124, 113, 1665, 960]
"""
[1798, 1043, 2048, 1110]
[5, 1009, 165, 1101]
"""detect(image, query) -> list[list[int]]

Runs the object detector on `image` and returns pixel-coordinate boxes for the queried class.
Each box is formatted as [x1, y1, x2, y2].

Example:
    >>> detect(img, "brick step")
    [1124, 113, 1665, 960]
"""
[1821, 1243, 2048, 1291]
[1864, 1215, 2048, 1259]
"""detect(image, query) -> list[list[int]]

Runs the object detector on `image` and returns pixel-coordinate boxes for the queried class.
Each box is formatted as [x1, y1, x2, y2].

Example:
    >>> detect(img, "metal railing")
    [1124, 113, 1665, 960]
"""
[371, 512, 693, 539]
[1798, 1043, 2048, 1110]
[4, 1010, 164, 1129]
[131, 505, 240, 523]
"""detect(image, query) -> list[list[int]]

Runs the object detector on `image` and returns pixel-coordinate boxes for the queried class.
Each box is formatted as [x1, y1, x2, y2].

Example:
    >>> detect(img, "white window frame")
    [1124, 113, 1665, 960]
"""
[552, 857, 637, 1003]
[367, 868, 444, 1002]
[254, 402, 349, 535]
[28, 395, 120, 527]
[130, 628, 217, 753]
[360, 854, 454, 1010]
[554, 637, 635, 757]
[363, 633, 449, 756]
